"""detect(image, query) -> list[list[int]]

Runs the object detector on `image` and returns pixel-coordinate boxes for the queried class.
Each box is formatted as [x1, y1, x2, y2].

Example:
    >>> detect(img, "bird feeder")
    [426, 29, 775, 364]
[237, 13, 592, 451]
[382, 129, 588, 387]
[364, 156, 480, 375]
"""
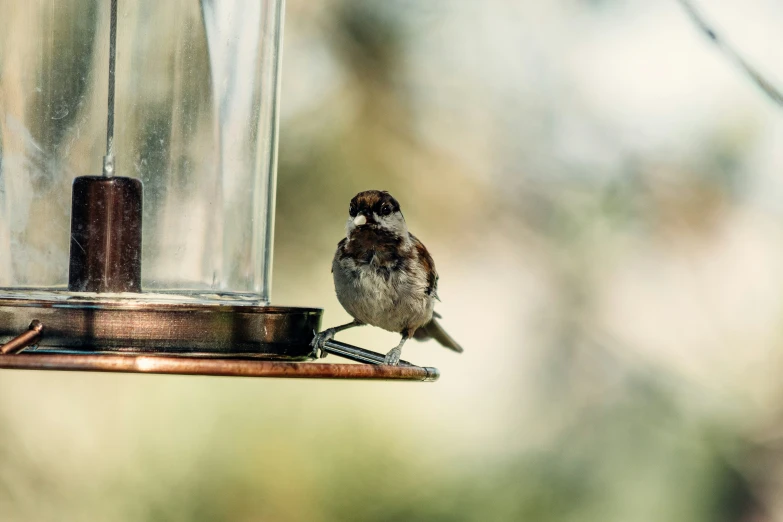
[0, 0, 438, 382]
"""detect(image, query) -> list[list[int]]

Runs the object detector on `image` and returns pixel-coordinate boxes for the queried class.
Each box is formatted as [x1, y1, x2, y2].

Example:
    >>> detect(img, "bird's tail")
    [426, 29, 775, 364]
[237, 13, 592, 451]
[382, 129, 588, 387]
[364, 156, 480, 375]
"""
[413, 316, 463, 353]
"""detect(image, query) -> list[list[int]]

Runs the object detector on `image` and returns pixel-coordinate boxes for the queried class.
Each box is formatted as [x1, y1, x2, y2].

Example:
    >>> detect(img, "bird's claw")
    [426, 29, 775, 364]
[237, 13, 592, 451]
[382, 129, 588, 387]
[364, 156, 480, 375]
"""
[384, 347, 402, 366]
[310, 328, 336, 358]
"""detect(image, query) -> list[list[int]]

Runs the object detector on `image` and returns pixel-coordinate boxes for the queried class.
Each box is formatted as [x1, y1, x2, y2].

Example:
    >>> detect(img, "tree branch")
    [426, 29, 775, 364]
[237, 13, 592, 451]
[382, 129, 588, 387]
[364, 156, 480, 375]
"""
[677, 0, 783, 108]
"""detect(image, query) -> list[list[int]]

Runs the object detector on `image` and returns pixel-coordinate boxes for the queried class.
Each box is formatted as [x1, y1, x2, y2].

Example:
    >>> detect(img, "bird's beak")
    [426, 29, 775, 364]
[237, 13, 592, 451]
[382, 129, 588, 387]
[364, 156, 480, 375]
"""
[353, 214, 367, 226]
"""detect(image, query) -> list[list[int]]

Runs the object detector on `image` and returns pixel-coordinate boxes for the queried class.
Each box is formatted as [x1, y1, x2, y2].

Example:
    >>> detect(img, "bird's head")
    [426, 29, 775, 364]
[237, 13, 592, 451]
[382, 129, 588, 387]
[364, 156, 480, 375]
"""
[345, 190, 407, 238]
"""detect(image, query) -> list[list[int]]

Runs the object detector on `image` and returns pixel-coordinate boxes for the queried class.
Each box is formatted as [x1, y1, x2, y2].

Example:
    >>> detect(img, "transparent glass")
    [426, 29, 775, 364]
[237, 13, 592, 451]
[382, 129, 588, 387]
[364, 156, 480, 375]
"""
[0, 0, 284, 304]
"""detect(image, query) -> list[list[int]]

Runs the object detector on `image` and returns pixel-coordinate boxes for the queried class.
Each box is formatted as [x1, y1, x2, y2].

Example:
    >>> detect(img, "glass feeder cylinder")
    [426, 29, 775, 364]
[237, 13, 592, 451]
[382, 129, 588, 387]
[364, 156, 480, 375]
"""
[0, 0, 284, 304]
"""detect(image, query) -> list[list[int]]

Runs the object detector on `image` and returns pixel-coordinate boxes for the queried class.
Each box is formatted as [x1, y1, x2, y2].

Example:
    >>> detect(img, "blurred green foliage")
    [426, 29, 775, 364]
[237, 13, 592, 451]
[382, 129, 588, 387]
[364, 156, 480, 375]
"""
[1, 0, 782, 520]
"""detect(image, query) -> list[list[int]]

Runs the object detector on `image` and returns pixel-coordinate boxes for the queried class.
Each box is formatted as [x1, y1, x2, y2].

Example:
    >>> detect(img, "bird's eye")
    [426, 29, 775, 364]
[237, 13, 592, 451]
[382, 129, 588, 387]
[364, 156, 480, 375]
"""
[380, 205, 392, 216]
[349, 204, 357, 217]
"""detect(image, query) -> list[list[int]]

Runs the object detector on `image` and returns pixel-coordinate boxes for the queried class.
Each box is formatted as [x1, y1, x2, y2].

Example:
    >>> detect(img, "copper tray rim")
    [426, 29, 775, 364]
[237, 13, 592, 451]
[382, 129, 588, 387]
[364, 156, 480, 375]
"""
[0, 353, 440, 381]
[0, 297, 322, 315]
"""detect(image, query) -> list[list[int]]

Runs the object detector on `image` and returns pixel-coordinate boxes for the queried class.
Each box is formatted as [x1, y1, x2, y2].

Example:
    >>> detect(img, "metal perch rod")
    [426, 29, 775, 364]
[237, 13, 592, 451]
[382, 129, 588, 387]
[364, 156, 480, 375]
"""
[0, 321, 43, 355]
[320, 339, 416, 366]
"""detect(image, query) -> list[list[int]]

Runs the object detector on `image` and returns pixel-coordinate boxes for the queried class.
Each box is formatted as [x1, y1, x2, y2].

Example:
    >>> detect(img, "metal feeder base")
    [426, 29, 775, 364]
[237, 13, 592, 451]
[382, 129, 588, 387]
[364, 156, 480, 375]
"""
[0, 297, 441, 381]
[0, 297, 320, 359]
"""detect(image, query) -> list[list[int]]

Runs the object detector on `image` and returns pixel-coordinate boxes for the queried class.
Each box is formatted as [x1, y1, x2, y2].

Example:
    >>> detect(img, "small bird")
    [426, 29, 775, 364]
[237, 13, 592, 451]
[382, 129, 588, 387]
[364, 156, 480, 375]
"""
[311, 190, 463, 365]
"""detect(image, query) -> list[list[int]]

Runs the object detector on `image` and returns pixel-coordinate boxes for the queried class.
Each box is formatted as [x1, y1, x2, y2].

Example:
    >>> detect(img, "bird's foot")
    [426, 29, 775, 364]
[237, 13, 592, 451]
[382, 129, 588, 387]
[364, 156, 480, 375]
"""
[310, 328, 336, 358]
[384, 347, 402, 366]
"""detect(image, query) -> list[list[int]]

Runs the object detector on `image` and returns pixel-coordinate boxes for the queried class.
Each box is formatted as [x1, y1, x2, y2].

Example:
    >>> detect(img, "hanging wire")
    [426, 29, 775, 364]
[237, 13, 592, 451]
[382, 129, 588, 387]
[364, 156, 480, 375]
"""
[676, 0, 783, 109]
[103, 0, 118, 177]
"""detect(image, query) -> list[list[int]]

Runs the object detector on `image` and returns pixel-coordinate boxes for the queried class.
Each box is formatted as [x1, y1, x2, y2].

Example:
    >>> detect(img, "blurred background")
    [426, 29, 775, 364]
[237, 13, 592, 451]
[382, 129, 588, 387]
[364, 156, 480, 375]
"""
[2, 0, 783, 520]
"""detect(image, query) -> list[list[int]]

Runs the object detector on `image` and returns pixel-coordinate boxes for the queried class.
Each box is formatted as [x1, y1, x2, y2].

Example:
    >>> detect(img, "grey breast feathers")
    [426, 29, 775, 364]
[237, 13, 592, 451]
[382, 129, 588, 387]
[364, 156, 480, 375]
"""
[331, 234, 435, 334]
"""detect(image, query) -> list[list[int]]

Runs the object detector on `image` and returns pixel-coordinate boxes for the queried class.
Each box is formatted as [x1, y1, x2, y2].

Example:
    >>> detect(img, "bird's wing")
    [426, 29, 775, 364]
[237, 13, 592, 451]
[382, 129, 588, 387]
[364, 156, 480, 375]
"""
[332, 238, 348, 273]
[409, 234, 438, 299]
